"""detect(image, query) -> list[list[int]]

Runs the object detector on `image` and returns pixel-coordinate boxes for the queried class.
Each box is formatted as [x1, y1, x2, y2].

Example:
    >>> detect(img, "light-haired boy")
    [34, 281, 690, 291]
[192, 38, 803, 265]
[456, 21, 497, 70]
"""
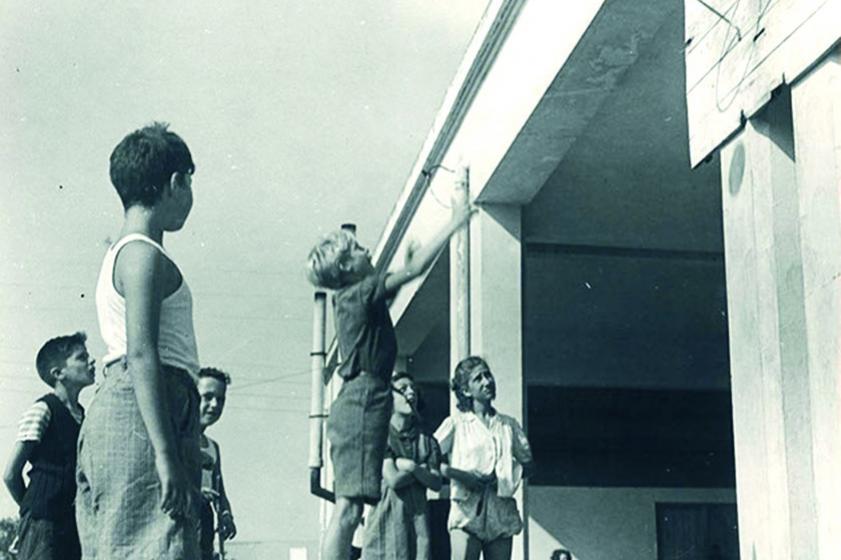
[307, 201, 472, 560]
[3, 332, 95, 560]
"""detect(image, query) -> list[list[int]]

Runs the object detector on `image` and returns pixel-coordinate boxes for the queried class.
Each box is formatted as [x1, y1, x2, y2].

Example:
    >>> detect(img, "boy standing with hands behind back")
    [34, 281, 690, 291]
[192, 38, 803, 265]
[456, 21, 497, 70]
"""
[3, 332, 95, 560]
[307, 198, 473, 560]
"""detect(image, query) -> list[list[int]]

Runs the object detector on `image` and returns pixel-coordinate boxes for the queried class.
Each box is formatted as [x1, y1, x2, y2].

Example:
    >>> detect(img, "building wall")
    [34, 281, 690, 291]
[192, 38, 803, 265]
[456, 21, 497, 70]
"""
[523, 247, 730, 391]
[528, 486, 736, 560]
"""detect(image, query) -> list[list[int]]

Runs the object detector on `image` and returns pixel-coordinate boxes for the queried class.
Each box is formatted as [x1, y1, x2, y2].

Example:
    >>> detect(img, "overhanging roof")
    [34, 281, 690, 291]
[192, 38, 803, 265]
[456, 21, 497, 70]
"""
[374, 0, 614, 325]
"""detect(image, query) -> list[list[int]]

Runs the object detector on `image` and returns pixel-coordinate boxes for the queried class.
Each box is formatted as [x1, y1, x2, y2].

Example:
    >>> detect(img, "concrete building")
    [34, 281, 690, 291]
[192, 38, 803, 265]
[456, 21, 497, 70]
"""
[315, 1, 841, 558]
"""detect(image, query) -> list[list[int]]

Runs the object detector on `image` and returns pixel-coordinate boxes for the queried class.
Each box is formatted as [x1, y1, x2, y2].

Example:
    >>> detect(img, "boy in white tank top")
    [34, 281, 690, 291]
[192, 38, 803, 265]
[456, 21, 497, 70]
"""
[76, 122, 202, 560]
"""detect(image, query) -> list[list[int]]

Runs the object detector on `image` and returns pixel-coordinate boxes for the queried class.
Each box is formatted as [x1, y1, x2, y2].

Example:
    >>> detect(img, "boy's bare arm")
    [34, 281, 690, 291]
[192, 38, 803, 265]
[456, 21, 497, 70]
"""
[382, 458, 415, 489]
[215, 457, 237, 539]
[411, 463, 443, 492]
[120, 243, 192, 516]
[3, 441, 35, 505]
[384, 204, 474, 294]
[440, 463, 488, 491]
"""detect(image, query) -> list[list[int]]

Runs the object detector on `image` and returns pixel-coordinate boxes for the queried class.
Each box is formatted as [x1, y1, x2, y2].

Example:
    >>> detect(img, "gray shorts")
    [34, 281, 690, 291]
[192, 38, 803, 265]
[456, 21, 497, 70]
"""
[449, 485, 523, 543]
[75, 360, 201, 559]
[327, 372, 392, 500]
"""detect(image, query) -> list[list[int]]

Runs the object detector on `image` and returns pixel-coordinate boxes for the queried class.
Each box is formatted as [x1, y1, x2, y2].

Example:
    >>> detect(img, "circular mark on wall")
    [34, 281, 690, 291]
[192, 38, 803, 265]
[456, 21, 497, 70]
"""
[728, 143, 745, 195]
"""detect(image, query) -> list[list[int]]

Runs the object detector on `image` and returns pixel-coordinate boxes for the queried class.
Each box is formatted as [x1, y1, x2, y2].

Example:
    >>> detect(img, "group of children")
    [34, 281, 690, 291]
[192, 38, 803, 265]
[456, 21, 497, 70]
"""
[4, 120, 534, 560]
[307, 197, 534, 559]
[4, 124, 236, 560]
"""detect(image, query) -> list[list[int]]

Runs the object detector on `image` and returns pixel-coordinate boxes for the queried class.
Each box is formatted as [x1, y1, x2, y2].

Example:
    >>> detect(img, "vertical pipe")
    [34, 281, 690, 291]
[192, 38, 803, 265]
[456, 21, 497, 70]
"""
[308, 291, 327, 469]
[450, 165, 471, 382]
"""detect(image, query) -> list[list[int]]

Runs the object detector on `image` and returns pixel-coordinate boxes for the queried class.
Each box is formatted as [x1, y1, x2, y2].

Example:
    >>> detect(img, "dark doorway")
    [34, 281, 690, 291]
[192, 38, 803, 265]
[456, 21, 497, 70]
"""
[656, 503, 739, 560]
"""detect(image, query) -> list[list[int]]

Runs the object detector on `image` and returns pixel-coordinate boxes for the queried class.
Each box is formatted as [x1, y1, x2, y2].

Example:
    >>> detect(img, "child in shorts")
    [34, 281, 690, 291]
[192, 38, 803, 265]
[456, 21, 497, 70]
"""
[76, 122, 202, 559]
[362, 372, 442, 560]
[434, 356, 534, 560]
[307, 202, 472, 560]
[3, 332, 95, 560]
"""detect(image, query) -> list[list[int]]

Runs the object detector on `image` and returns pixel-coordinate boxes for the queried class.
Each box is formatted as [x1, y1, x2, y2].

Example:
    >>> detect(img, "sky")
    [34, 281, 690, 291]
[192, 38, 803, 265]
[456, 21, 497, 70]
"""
[0, 0, 488, 552]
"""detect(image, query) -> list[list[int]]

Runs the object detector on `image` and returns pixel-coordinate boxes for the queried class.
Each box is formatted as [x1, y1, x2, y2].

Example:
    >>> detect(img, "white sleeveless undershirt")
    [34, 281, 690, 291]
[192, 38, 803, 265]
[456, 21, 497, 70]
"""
[95, 233, 200, 376]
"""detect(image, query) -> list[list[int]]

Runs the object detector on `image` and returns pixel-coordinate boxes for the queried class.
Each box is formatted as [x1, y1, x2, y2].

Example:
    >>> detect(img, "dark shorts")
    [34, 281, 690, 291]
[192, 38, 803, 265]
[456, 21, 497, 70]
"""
[327, 372, 392, 500]
[76, 360, 201, 560]
[16, 511, 81, 560]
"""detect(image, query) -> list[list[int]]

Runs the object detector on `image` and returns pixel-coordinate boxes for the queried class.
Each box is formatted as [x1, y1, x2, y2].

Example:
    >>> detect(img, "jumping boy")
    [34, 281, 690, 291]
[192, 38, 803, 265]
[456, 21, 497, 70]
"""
[3, 332, 95, 560]
[197, 367, 237, 560]
[307, 200, 473, 560]
[76, 122, 202, 559]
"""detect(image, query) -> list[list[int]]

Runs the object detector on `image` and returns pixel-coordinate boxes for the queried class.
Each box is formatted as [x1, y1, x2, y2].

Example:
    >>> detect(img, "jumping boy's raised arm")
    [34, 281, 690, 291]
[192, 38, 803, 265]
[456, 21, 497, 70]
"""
[119, 242, 193, 518]
[383, 203, 474, 295]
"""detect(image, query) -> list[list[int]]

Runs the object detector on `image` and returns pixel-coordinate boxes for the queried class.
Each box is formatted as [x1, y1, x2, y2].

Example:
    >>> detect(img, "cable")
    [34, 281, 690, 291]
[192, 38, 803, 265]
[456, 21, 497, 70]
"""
[228, 367, 312, 391]
[695, 0, 743, 40]
[420, 164, 457, 209]
[224, 404, 308, 414]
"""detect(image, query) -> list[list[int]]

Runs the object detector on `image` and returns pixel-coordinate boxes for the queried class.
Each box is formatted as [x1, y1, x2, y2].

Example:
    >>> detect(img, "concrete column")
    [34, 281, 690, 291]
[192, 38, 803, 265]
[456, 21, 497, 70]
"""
[450, 166, 472, 387]
[469, 203, 527, 560]
[790, 48, 841, 560]
[719, 48, 841, 560]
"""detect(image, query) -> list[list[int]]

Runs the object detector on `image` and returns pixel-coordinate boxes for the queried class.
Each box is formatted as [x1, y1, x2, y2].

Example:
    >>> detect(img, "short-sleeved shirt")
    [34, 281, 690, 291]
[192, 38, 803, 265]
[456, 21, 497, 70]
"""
[334, 273, 397, 382]
[16, 400, 83, 442]
[385, 422, 442, 513]
[434, 411, 532, 501]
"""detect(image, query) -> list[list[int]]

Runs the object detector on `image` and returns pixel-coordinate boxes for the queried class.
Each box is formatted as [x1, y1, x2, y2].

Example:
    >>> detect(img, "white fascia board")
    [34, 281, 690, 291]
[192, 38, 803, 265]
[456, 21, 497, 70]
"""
[376, 0, 604, 325]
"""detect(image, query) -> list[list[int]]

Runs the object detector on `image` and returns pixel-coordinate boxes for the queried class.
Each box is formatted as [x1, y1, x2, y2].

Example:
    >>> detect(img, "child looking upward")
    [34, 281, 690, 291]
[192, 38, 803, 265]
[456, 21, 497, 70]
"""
[435, 356, 534, 560]
[362, 372, 442, 560]
[307, 201, 472, 560]
[3, 332, 95, 560]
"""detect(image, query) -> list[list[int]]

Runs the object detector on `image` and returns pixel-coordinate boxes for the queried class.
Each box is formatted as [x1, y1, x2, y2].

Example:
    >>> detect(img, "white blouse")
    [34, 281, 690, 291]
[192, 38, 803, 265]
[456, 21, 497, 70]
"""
[434, 410, 533, 501]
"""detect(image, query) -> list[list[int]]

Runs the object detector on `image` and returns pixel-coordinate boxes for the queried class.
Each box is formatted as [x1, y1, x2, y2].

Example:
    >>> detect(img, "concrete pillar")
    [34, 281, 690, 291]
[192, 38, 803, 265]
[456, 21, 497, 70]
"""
[719, 48, 841, 560]
[790, 48, 841, 560]
[450, 166, 472, 385]
[469, 203, 528, 560]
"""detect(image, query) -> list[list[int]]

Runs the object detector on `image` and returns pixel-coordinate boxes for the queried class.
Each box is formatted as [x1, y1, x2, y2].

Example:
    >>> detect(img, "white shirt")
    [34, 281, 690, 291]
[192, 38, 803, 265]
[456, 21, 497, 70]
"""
[434, 410, 533, 501]
[95, 234, 200, 376]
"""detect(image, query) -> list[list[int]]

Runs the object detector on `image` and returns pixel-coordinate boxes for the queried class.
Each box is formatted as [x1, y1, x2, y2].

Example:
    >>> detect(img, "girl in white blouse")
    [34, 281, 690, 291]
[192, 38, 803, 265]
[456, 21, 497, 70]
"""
[434, 356, 534, 560]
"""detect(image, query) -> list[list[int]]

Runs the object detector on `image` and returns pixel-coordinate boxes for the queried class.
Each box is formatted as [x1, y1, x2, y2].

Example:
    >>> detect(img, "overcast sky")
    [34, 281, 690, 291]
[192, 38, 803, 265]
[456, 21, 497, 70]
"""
[0, 0, 488, 549]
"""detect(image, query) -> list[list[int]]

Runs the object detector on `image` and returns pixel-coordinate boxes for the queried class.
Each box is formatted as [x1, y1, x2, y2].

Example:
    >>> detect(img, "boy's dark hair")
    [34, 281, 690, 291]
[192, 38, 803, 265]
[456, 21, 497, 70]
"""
[198, 367, 232, 386]
[391, 371, 424, 412]
[451, 356, 490, 412]
[35, 332, 87, 388]
[109, 122, 195, 209]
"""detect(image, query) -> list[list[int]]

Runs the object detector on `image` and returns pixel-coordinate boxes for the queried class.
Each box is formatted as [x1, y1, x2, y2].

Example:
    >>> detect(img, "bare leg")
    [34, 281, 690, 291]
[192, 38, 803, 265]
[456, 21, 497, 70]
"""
[450, 529, 482, 560]
[322, 497, 363, 560]
[483, 536, 513, 560]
